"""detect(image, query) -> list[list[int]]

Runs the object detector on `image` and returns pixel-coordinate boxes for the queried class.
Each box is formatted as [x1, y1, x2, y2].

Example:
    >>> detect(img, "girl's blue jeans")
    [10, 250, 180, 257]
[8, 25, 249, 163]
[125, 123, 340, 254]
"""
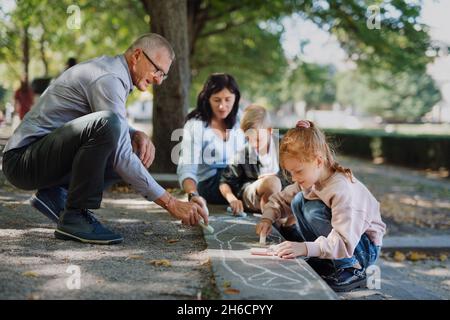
[275, 192, 381, 270]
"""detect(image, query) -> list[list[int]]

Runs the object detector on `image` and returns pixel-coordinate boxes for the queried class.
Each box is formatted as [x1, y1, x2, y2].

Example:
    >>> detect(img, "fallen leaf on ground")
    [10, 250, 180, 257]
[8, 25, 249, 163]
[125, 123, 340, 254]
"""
[143, 232, 153, 236]
[4, 203, 19, 210]
[125, 255, 144, 261]
[200, 258, 210, 266]
[22, 271, 39, 278]
[148, 259, 171, 267]
[408, 252, 428, 261]
[167, 239, 179, 244]
[393, 251, 406, 262]
[223, 281, 231, 288]
[27, 293, 40, 300]
[112, 186, 132, 193]
[224, 288, 240, 294]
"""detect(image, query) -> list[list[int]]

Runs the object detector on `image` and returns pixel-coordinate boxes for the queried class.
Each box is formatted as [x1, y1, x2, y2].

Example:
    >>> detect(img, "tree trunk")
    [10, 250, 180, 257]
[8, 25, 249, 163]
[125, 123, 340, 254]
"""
[22, 24, 30, 83]
[144, 0, 191, 173]
[39, 21, 49, 77]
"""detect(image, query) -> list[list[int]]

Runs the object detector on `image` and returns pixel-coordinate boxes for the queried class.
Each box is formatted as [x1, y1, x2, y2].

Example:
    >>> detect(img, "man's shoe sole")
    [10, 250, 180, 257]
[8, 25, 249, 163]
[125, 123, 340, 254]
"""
[54, 229, 123, 245]
[30, 195, 59, 223]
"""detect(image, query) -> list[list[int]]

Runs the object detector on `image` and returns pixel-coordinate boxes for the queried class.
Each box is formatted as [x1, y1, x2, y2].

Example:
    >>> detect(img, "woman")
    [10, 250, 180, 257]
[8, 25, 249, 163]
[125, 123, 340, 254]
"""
[177, 73, 246, 207]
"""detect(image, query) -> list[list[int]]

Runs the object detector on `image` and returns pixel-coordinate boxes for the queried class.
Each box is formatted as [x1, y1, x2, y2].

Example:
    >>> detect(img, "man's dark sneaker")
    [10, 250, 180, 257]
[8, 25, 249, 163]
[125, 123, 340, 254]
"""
[324, 267, 367, 292]
[55, 209, 123, 245]
[30, 186, 68, 223]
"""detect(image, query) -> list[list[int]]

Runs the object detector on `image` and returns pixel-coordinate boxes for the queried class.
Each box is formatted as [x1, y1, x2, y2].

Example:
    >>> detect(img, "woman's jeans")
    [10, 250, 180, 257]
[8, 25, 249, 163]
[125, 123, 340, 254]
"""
[276, 192, 381, 270]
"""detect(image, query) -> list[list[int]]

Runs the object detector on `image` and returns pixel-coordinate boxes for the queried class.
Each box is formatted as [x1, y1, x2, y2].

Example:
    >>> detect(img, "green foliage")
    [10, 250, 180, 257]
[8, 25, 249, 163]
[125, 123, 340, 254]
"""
[0, 0, 147, 87]
[335, 69, 441, 122]
[326, 129, 450, 170]
[0, 0, 442, 121]
[0, 85, 8, 110]
[281, 61, 337, 110]
[190, 21, 288, 109]
[187, 0, 439, 115]
[300, 0, 435, 72]
[280, 127, 450, 170]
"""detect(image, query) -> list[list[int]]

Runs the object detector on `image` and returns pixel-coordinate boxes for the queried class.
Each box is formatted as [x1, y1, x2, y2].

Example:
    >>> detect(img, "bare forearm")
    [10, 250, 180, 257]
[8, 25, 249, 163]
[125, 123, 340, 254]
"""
[182, 178, 197, 194]
[219, 183, 238, 203]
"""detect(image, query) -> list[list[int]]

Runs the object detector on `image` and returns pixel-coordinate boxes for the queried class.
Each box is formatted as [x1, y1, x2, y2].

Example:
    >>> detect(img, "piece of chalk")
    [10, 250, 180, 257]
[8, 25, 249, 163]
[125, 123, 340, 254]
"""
[259, 234, 266, 245]
[250, 247, 274, 256]
[226, 206, 247, 217]
[199, 221, 214, 234]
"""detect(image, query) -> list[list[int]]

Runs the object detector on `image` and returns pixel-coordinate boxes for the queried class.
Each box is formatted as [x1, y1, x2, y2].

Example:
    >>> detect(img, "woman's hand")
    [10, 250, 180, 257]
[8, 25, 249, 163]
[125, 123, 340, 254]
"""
[256, 218, 272, 237]
[272, 241, 307, 259]
[229, 199, 244, 215]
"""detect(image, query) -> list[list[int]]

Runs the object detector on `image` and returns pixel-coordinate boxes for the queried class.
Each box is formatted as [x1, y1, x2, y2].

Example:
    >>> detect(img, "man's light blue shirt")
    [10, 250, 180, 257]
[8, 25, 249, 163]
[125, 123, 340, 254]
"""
[4, 55, 165, 200]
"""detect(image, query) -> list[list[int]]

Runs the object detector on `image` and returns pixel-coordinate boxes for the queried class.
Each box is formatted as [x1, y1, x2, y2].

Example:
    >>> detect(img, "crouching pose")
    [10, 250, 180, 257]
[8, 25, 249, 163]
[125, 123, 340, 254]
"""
[256, 120, 386, 292]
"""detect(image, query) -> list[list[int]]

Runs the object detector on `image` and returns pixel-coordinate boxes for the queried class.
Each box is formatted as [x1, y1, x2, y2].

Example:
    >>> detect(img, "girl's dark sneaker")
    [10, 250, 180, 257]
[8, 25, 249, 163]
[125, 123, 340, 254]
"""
[324, 267, 367, 292]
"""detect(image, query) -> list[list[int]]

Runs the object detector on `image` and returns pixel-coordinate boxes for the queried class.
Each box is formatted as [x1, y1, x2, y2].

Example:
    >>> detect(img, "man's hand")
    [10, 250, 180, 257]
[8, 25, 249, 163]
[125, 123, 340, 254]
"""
[272, 241, 307, 259]
[131, 130, 155, 168]
[167, 198, 209, 226]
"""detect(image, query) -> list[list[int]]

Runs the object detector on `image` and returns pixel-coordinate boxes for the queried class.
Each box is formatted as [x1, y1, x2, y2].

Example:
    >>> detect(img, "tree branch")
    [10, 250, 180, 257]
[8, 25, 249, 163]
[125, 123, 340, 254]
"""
[140, 0, 151, 16]
[199, 20, 248, 38]
[204, 4, 243, 22]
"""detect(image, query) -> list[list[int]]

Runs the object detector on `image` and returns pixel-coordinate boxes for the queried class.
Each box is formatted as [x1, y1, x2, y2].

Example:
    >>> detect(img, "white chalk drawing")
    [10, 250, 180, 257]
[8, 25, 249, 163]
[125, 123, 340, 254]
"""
[208, 217, 335, 299]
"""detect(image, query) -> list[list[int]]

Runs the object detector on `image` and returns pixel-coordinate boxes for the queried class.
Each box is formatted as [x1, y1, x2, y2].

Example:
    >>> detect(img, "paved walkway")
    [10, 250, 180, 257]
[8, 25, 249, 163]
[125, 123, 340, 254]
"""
[0, 187, 216, 299]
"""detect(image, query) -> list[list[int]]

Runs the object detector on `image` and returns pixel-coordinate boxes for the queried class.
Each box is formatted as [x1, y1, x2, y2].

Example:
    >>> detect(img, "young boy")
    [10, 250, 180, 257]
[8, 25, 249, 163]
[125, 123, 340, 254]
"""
[219, 105, 286, 214]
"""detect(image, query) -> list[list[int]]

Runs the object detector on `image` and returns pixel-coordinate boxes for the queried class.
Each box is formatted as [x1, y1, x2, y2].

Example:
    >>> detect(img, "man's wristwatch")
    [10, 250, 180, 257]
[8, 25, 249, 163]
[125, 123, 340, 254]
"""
[188, 192, 200, 201]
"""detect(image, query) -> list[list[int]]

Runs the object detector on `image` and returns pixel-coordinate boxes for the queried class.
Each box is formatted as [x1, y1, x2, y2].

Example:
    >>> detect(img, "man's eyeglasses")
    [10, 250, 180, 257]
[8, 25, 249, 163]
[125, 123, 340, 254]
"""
[141, 50, 168, 80]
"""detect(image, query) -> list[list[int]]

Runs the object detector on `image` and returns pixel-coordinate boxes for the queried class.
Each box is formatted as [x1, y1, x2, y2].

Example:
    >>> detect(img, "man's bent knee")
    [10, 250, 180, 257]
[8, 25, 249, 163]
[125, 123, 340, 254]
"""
[94, 111, 121, 144]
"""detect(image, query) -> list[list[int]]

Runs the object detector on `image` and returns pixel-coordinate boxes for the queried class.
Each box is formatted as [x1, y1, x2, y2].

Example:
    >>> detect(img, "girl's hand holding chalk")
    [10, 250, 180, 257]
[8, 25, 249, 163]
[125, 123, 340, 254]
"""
[259, 233, 266, 245]
[255, 218, 272, 238]
[226, 206, 247, 218]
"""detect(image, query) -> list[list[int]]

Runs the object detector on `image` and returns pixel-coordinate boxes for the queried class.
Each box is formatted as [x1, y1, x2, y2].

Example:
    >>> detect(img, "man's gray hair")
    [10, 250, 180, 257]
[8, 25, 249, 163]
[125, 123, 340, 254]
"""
[126, 33, 175, 60]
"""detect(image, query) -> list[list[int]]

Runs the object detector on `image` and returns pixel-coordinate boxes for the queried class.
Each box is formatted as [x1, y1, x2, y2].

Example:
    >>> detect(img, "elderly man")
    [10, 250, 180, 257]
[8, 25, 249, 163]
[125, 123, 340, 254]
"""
[2, 33, 208, 245]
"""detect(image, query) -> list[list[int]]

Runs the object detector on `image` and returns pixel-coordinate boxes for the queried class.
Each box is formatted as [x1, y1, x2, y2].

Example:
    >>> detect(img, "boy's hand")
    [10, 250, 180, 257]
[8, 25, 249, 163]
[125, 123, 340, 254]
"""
[256, 218, 272, 237]
[272, 241, 307, 259]
[229, 200, 244, 215]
